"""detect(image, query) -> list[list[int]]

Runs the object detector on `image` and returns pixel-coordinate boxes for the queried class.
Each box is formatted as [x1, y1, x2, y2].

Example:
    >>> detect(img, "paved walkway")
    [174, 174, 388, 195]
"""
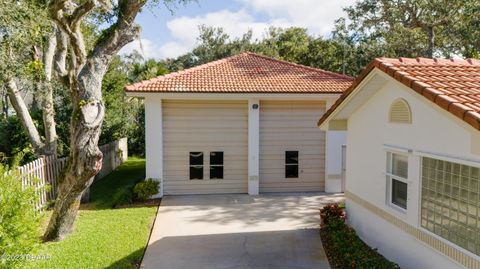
[141, 193, 344, 269]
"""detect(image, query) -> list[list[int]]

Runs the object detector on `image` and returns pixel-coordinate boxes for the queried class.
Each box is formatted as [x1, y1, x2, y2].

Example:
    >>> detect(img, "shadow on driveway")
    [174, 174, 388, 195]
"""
[142, 193, 344, 269]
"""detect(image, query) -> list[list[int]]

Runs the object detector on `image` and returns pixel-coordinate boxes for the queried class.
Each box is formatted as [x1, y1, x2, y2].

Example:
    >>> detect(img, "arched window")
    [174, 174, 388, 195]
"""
[389, 99, 412, 124]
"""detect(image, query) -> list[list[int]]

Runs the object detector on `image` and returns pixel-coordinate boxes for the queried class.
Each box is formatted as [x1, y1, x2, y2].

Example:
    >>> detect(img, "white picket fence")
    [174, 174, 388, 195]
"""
[17, 138, 128, 210]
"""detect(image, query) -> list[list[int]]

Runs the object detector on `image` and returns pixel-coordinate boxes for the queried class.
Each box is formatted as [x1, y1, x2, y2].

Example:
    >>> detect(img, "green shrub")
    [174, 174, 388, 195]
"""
[320, 204, 399, 269]
[0, 164, 43, 268]
[133, 179, 159, 201]
[320, 203, 345, 227]
[0, 116, 36, 166]
[111, 188, 134, 208]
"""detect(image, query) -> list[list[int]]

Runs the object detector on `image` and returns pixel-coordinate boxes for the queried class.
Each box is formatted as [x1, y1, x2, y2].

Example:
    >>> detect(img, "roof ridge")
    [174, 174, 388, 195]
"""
[125, 53, 249, 91]
[125, 51, 353, 91]
[376, 57, 480, 66]
[244, 52, 354, 80]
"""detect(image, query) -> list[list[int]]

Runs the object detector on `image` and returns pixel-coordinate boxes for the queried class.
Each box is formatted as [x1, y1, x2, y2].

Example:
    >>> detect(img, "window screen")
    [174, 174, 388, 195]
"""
[392, 153, 408, 178]
[392, 179, 407, 209]
[285, 151, 299, 178]
[189, 152, 203, 180]
[210, 152, 224, 179]
[421, 157, 480, 255]
[387, 152, 408, 210]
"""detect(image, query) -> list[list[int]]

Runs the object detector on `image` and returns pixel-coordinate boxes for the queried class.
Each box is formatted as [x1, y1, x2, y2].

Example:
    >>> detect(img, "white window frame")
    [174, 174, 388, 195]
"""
[417, 153, 480, 259]
[386, 151, 409, 213]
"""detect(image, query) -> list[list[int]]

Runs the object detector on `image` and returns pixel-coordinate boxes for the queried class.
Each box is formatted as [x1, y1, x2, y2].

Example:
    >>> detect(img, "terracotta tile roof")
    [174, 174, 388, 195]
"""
[125, 52, 353, 94]
[318, 57, 480, 130]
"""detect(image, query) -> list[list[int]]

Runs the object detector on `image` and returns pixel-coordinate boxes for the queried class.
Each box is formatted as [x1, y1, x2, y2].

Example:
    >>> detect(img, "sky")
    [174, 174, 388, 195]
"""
[120, 0, 356, 60]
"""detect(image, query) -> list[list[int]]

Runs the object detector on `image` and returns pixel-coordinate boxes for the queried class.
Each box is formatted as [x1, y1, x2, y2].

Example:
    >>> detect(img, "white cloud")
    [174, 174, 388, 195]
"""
[119, 38, 164, 60]
[156, 9, 292, 59]
[239, 0, 356, 36]
[121, 9, 284, 59]
[166, 9, 286, 44]
[125, 1, 357, 59]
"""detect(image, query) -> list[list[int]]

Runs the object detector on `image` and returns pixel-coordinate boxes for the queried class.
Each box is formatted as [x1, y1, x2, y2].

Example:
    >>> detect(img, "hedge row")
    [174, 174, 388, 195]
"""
[320, 204, 400, 269]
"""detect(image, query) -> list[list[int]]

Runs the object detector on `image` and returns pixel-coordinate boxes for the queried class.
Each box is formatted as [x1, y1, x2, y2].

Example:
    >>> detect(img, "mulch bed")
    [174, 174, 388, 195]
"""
[320, 226, 339, 269]
[320, 224, 400, 269]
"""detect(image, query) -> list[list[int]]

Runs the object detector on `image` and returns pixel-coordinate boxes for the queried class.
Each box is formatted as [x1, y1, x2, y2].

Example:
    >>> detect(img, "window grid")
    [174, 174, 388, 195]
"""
[386, 152, 408, 210]
[421, 157, 480, 256]
[210, 152, 224, 179]
[189, 152, 204, 180]
[285, 151, 299, 178]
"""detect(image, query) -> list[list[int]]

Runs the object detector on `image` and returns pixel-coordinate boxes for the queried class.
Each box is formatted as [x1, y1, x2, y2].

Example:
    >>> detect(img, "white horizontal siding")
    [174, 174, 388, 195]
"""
[259, 100, 326, 192]
[163, 100, 248, 195]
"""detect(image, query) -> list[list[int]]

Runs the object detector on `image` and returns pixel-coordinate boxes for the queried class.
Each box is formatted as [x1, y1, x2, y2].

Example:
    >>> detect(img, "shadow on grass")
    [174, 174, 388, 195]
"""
[104, 247, 145, 269]
[88, 157, 145, 210]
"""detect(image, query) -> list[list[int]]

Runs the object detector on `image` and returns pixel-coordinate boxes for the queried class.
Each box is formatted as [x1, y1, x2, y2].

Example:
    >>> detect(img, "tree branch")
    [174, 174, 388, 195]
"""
[6, 78, 46, 156]
[54, 28, 69, 86]
[69, 1, 96, 29]
[47, 0, 73, 34]
[95, 0, 146, 56]
[48, 0, 95, 74]
[43, 29, 59, 156]
[44, 30, 57, 81]
[76, 0, 146, 101]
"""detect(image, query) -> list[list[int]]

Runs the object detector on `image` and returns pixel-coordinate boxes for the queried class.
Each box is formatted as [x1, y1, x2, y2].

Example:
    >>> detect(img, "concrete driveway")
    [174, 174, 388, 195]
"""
[141, 193, 344, 269]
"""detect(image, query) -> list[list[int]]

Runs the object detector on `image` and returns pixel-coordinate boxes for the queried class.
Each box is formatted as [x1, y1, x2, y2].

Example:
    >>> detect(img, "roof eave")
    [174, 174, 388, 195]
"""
[317, 60, 382, 129]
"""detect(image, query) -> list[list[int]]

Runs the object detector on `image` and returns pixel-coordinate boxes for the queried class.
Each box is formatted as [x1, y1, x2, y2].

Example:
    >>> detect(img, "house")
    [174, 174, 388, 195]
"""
[318, 57, 480, 269]
[126, 52, 353, 195]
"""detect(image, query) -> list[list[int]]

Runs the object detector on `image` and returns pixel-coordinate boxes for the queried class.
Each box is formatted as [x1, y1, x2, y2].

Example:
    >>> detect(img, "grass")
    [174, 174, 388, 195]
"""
[26, 157, 158, 269]
[90, 156, 146, 209]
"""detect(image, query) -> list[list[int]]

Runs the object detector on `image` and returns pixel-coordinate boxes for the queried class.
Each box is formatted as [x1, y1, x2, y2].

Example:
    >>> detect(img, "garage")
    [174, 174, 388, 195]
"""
[162, 100, 248, 195]
[127, 52, 352, 196]
[259, 100, 326, 192]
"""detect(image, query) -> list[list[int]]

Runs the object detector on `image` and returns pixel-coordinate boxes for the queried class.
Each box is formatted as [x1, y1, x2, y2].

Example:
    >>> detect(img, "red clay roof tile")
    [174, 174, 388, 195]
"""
[125, 52, 353, 94]
[318, 57, 480, 131]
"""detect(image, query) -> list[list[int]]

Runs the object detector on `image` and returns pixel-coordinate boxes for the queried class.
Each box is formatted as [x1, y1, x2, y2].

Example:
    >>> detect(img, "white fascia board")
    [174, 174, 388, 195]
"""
[125, 92, 341, 100]
[318, 69, 386, 130]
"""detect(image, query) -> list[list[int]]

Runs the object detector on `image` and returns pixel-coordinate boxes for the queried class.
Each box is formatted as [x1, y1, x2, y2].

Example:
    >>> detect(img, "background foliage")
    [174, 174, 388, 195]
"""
[1, 0, 479, 163]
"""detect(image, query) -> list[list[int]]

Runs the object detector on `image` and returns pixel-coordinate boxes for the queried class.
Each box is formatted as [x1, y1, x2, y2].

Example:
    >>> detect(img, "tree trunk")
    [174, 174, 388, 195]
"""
[425, 26, 434, 58]
[43, 31, 59, 155]
[6, 31, 59, 157]
[43, 83, 104, 241]
[2, 93, 8, 118]
[42, 84, 58, 155]
[6, 78, 46, 155]
[43, 0, 146, 241]
[43, 41, 113, 241]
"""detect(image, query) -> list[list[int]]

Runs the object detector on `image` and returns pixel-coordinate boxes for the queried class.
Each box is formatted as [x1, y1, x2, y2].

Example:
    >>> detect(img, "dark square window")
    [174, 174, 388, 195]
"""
[210, 166, 224, 179]
[190, 166, 203, 180]
[392, 178, 407, 209]
[210, 152, 224, 179]
[286, 165, 299, 178]
[210, 152, 224, 165]
[285, 151, 299, 178]
[286, 151, 299, 164]
[189, 152, 203, 180]
[190, 152, 203, 165]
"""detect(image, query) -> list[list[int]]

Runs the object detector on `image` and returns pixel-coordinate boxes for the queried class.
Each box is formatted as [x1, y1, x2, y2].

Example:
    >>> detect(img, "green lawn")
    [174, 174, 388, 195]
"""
[26, 157, 158, 269]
